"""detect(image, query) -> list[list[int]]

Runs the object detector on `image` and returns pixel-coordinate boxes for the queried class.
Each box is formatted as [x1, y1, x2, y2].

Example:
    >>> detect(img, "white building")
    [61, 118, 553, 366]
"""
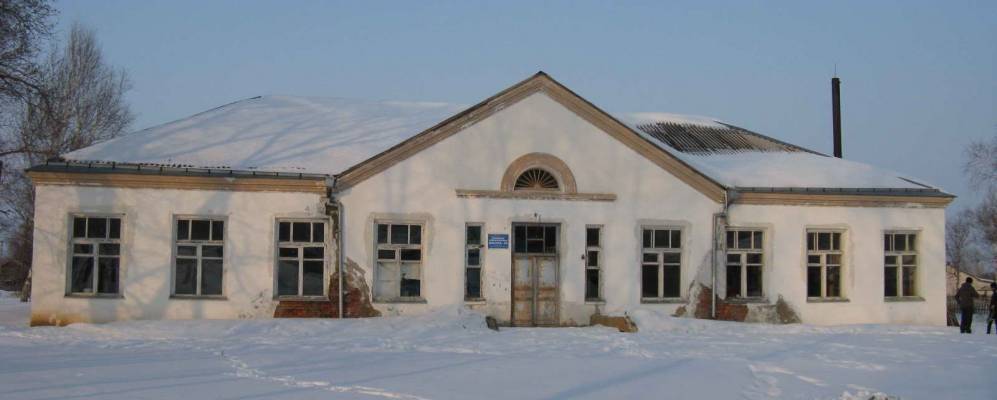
[27, 73, 953, 327]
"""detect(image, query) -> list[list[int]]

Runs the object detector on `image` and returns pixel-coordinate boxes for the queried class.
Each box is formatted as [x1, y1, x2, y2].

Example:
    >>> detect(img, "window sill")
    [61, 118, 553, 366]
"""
[171, 295, 228, 301]
[374, 297, 427, 304]
[885, 296, 925, 302]
[273, 296, 330, 302]
[585, 298, 606, 305]
[464, 298, 486, 304]
[807, 297, 850, 303]
[65, 293, 122, 299]
[724, 297, 768, 304]
[641, 298, 685, 304]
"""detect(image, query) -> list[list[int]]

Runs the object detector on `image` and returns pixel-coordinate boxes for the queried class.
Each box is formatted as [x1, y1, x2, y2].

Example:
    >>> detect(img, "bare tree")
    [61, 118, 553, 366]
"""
[0, 0, 55, 158]
[964, 133, 997, 192]
[0, 22, 132, 296]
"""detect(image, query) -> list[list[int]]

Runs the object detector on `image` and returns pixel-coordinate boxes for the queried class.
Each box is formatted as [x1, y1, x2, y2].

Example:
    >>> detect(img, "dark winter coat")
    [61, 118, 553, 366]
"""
[955, 282, 979, 309]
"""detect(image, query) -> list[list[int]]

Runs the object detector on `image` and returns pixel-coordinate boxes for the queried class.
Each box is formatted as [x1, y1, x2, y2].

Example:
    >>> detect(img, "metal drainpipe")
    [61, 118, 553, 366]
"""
[712, 190, 731, 319]
[326, 177, 345, 319]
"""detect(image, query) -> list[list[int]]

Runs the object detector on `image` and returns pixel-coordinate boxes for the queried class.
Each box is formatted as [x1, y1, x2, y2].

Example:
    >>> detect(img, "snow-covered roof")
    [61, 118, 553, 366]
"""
[62, 96, 465, 175]
[60, 94, 941, 192]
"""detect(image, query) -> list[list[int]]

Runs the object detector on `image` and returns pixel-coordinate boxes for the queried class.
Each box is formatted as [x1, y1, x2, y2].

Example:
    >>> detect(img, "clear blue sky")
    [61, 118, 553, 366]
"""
[54, 1, 995, 211]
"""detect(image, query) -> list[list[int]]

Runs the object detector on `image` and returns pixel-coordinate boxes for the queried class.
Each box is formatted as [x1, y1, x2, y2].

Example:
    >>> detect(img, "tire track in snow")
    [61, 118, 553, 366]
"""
[222, 353, 432, 400]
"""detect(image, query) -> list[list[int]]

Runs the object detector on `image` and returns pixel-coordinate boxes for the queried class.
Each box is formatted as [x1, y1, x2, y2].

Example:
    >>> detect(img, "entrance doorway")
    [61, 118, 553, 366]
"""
[511, 223, 559, 326]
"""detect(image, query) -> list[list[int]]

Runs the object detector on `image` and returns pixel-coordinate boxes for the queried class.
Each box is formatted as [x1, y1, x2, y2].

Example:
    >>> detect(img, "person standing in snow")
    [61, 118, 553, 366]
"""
[988, 282, 997, 335]
[956, 277, 979, 334]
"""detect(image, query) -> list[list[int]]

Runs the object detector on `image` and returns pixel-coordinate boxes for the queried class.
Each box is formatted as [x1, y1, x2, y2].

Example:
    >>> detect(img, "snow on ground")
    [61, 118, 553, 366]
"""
[1, 296, 994, 400]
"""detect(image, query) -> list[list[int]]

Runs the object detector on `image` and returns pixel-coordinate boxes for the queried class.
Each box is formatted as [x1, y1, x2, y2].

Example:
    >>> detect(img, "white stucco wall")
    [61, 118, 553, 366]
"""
[29, 91, 948, 326]
[30, 185, 326, 325]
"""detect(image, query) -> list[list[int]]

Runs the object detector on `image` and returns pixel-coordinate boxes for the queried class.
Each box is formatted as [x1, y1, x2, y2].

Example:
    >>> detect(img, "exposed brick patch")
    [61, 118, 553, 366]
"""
[328, 258, 380, 318]
[274, 300, 337, 318]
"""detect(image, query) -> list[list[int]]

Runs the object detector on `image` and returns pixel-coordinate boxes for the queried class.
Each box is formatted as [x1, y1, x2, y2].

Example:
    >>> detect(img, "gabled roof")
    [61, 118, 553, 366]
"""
[40, 72, 953, 206]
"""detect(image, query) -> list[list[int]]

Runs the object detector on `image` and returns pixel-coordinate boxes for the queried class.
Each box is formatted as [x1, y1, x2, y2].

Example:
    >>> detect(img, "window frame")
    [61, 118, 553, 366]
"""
[171, 215, 228, 299]
[640, 226, 683, 302]
[274, 218, 330, 300]
[464, 223, 485, 301]
[884, 230, 919, 299]
[805, 229, 846, 300]
[66, 213, 124, 298]
[585, 225, 603, 302]
[373, 220, 426, 303]
[724, 228, 765, 300]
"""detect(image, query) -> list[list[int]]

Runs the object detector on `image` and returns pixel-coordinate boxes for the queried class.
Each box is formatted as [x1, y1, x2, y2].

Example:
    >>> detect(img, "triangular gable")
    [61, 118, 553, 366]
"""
[335, 72, 728, 203]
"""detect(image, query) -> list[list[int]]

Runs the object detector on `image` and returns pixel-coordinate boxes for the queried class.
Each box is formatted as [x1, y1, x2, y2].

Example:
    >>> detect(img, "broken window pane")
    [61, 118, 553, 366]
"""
[277, 260, 299, 296]
[211, 221, 224, 241]
[726, 264, 741, 297]
[73, 217, 87, 238]
[662, 265, 680, 297]
[641, 265, 658, 298]
[826, 266, 841, 297]
[467, 248, 480, 266]
[807, 266, 821, 297]
[746, 266, 762, 297]
[375, 262, 399, 299]
[201, 259, 223, 295]
[174, 259, 197, 295]
[177, 219, 190, 240]
[191, 220, 211, 240]
[293, 222, 310, 242]
[390, 224, 409, 244]
[279, 247, 298, 258]
[302, 261, 324, 296]
[87, 218, 107, 239]
[377, 224, 389, 244]
[279, 222, 291, 242]
[466, 225, 481, 245]
[303, 246, 323, 259]
[885, 266, 898, 297]
[109, 218, 121, 239]
[586, 227, 600, 247]
[312, 223, 324, 243]
[71, 257, 94, 293]
[465, 267, 481, 299]
[585, 269, 599, 300]
[97, 257, 119, 294]
[400, 264, 420, 297]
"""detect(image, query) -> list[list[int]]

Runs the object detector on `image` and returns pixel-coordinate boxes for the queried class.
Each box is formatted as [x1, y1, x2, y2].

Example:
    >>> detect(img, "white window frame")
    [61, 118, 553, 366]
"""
[884, 231, 919, 298]
[725, 228, 765, 300]
[640, 226, 683, 301]
[585, 225, 603, 302]
[464, 223, 484, 301]
[171, 215, 227, 298]
[274, 218, 329, 299]
[66, 213, 124, 297]
[806, 229, 845, 299]
[374, 221, 425, 302]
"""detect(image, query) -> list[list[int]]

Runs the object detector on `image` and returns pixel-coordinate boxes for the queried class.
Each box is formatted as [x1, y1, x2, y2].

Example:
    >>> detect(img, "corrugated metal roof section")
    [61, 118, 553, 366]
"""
[634, 121, 818, 155]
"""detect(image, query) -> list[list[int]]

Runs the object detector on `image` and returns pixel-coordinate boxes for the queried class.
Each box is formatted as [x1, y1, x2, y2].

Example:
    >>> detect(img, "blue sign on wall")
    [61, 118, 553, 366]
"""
[487, 234, 509, 249]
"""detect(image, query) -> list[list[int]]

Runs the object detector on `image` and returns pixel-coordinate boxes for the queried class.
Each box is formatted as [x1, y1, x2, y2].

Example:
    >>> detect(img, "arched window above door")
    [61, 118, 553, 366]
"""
[514, 168, 560, 191]
[500, 153, 577, 194]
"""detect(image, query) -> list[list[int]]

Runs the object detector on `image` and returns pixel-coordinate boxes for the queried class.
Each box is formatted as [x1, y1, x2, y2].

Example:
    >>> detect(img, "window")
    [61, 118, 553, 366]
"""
[806, 230, 843, 299]
[514, 168, 559, 191]
[726, 229, 763, 299]
[69, 216, 122, 295]
[585, 226, 602, 301]
[884, 232, 917, 297]
[276, 220, 327, 297]
[641, 227, 682, 299]
[513, 225, 557, 254]
[465, 224, 483, 300]
[375, 223, 423, 300]
[174, 217, 225, 296]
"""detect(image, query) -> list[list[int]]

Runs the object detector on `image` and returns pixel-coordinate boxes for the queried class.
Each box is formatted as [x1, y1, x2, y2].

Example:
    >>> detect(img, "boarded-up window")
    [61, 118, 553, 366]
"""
[69, 216, 122, 295]
[174, 217, 225, 296]
[641, 227, 682, 299]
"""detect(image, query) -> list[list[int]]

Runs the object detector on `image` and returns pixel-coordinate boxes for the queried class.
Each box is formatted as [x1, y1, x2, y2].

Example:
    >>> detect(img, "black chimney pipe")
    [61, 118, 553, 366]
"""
[832, 77, 842, 158]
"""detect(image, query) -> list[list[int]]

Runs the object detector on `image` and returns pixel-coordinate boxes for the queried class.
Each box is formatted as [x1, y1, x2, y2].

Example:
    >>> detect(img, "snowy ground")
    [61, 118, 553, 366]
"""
[1, 294, 995, 400]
